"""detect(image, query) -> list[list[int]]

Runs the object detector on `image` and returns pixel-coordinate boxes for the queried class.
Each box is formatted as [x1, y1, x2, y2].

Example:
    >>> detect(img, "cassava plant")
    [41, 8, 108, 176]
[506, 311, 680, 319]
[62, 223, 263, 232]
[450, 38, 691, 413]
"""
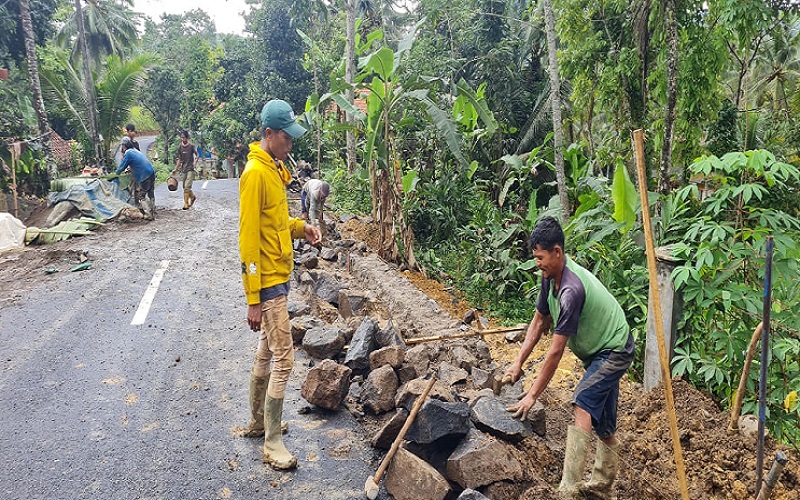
[664, 150, 800, 445]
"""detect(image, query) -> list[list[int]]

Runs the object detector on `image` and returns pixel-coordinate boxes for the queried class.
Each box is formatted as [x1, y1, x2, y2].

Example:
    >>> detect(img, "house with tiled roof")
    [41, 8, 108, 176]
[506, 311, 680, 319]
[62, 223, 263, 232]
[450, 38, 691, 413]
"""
[327, 89, 371, 121]
[49, 130, 74, 172]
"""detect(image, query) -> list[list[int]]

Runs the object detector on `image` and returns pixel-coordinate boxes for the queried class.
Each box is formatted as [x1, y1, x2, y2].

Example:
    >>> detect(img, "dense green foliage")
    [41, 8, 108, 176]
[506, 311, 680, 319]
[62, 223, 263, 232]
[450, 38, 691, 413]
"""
[665, 150, 800, 444]
[0, 0, 58, 66]
[317, 1, 800, 445]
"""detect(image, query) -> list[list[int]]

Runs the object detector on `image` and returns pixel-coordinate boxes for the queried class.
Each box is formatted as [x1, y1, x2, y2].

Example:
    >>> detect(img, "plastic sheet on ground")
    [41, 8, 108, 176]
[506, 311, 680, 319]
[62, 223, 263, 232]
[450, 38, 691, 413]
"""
[0, 213, 26, 252]
[25, 217, 104, 245]
[48, 178, 135, 222]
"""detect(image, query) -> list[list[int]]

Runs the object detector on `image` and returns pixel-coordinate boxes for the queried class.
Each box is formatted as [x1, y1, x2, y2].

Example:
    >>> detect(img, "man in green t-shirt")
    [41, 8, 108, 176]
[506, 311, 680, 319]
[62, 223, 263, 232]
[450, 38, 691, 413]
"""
[504, 216, 633, 499]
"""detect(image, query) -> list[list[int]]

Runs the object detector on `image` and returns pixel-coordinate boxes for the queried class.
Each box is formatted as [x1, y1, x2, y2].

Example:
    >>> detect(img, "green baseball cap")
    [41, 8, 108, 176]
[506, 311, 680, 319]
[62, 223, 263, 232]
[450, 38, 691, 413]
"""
[260, 99, 307, 139]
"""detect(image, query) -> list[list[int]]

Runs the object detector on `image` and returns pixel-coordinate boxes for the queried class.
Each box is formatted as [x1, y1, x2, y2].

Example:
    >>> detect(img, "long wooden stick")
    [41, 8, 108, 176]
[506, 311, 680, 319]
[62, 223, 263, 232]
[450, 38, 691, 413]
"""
[404, 325, 526, 345]
[633, 129, 689, 500]
[756, 451, 788, 500]
[375, 375, 435, 479]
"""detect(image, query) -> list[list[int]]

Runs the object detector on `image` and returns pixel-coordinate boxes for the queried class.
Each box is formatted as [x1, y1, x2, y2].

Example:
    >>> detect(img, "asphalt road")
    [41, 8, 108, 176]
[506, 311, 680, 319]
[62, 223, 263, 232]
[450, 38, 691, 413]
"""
[0, 179, 386, 500]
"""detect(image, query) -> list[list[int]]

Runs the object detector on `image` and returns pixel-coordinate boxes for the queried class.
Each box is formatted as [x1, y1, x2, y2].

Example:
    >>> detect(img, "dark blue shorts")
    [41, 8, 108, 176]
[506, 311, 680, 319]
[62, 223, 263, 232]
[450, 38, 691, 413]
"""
[572, 347, 633, 439]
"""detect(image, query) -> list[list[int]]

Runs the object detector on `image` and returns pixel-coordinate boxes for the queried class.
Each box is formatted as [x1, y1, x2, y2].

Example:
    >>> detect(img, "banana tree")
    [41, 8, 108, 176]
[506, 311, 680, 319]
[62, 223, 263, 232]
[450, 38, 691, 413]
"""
[355, 22, 470, 269]
[308, 22, 496, 270]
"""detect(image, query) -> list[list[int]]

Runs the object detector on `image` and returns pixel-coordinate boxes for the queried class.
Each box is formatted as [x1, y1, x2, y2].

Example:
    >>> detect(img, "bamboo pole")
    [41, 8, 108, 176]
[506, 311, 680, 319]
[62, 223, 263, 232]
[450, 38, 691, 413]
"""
[757, 236, 774, 493]
[10, 145, 19, 219]
[632, 129, 690, 500]
[404, 325, 526, 346]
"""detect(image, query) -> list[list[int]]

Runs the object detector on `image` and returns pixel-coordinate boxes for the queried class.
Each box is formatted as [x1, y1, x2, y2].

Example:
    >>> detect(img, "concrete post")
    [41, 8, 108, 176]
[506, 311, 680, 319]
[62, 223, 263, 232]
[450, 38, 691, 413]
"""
[644, 246, 684, 392]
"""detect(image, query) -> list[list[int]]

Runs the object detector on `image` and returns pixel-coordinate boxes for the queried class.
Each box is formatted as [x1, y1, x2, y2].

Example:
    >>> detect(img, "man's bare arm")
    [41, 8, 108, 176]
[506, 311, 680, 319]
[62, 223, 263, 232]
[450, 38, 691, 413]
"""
[504, 310, 553, 383]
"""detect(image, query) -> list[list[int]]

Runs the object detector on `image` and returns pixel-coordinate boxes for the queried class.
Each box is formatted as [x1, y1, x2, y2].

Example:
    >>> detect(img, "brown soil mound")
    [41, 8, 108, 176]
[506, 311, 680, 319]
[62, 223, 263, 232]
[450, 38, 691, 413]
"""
[402, 269, 472, 320]
[341, 218, 381, 252]
[616, 379, 800, 499]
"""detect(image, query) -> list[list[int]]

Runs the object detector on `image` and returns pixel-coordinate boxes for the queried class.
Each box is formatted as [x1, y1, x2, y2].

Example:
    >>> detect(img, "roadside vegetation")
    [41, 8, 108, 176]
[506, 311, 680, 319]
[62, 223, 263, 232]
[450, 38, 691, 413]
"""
[2, 0, 799, 447]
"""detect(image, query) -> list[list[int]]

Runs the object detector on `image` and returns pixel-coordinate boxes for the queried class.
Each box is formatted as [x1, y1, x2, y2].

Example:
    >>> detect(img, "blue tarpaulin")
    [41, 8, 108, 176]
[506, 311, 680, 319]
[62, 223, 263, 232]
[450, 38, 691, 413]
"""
[48, 178, 136, 222]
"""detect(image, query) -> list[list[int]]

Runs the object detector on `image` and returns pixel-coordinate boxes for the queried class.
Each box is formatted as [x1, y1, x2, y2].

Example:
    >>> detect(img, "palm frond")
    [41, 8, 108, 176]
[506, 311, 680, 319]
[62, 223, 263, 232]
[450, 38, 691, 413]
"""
[515, 79, 571, 155]
[96, 54, 154, 156]
[57, 0, 141, 66]
[40, 52, 92, 138]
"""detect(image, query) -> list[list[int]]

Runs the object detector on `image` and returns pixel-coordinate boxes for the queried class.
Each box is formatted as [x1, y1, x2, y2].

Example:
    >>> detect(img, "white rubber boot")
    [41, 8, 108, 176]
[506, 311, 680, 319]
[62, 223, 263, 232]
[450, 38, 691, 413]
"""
[261, 396, 297, 470]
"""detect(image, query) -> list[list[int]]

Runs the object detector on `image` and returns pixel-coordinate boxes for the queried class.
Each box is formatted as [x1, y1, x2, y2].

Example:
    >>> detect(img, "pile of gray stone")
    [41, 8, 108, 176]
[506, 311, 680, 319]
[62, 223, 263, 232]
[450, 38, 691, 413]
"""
[287, 224, 564, 499]
[288, 266, 550, 499]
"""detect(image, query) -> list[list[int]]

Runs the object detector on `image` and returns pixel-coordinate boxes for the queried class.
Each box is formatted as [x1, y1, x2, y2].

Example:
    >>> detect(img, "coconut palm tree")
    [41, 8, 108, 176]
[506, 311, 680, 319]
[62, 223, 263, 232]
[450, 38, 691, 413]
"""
[40, 53, 153, 166]
[56, 0, 140, 68]
[751, 18, 800, 118]
[541, 0, 569, 222]
[73, 0, 102, 165]
[346, 0, 357, 172]
[660, 0, 679, 196]
[19, 0, 58, 177]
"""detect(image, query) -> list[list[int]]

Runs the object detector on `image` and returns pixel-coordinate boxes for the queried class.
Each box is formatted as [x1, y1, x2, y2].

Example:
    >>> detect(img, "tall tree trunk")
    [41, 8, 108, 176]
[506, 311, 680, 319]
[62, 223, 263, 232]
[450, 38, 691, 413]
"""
[19, 0, 57, 178]
[74, 0, 102, 167]
[659, 0, 678, 195]
[345, 0, 357, 172]
[310, 19, 322, 177]
[542, 0, 570, 223]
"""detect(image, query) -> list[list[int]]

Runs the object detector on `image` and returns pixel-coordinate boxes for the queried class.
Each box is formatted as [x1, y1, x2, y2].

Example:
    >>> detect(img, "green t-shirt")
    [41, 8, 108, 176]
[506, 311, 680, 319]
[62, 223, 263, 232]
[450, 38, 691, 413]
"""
[537, 256, 631, 364]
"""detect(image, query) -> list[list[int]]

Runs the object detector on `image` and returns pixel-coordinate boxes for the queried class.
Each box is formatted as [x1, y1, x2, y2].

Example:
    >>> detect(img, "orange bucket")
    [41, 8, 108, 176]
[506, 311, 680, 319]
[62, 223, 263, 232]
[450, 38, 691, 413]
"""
[167, 176, 178, 191]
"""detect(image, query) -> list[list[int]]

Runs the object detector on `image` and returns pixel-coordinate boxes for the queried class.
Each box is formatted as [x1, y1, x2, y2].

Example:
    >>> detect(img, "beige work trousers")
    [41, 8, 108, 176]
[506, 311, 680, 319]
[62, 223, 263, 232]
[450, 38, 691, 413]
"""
[178, 170, 195, 192]
[252, 295, 294, 399]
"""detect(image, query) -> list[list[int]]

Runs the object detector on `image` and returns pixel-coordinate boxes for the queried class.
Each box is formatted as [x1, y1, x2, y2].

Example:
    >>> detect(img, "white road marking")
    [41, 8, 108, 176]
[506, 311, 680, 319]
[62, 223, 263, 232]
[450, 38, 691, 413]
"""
[131, 260, 170, 325]
[202, 180, 209, 189]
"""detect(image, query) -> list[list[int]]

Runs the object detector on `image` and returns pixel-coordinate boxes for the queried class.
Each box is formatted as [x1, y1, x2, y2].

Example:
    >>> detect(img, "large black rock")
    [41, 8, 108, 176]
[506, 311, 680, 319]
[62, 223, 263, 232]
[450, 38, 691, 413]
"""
[405, 399, 470, 444]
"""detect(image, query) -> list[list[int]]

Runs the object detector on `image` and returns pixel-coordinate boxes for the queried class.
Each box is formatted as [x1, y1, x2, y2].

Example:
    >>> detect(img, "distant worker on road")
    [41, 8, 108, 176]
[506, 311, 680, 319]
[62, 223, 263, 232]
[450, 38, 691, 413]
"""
[237, 99, 321, 471]
[301, 178, 330, 225]
[172, 130, 198, 210]
[124, 123, 140, 151]
[117, 136, 156, 220]
[504, 216, 633, 499]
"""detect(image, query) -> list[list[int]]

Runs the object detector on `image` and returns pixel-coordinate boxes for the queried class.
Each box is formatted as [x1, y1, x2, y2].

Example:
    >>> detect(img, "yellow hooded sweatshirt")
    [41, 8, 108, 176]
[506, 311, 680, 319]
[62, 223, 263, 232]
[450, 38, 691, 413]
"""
[239, 142, 306, 305]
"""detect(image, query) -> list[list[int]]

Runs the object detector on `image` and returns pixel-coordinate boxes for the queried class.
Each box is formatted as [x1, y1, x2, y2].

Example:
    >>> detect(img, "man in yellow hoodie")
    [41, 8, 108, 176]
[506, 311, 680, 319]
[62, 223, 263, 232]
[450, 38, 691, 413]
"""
[238, 99, 321, 470]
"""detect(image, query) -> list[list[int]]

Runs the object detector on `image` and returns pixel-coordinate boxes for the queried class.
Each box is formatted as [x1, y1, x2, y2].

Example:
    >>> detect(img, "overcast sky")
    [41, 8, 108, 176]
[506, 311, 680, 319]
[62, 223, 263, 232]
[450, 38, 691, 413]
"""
[132, 0, 251, 35]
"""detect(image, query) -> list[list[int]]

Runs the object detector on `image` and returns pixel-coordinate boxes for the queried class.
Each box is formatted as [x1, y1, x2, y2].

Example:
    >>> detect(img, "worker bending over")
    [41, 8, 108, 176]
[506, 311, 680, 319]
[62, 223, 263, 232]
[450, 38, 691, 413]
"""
[505, 216, 633, 499]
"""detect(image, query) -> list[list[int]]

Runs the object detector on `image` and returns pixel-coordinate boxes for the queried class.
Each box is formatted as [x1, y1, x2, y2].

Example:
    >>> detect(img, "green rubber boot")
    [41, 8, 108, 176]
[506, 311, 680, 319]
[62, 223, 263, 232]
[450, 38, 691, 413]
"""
[557, 425, 592, 499]
[262, 396, 297, 470]
[145, 198, 155, 220]
[237, 374, 268, 438]
[580, 440, 620, 500]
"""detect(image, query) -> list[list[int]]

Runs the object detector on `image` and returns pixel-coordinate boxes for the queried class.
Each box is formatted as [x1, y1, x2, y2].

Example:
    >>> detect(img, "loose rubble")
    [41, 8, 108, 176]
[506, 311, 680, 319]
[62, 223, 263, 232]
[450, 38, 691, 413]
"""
[291, 217, 558, 498]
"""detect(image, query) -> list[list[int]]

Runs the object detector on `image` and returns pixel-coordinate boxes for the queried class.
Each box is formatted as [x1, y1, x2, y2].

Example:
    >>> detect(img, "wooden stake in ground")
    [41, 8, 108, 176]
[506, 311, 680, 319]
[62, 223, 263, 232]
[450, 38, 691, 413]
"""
[10, 142, 20, 219]
[632, 129, 690, 500]
[729, 322, 763, 433]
